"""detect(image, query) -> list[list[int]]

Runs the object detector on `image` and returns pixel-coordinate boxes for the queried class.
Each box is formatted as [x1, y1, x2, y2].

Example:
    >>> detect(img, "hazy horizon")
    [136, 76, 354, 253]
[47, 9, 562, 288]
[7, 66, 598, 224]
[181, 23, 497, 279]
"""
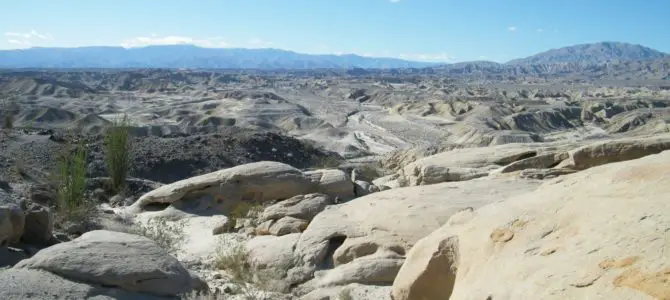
[2, 0, 670, 63]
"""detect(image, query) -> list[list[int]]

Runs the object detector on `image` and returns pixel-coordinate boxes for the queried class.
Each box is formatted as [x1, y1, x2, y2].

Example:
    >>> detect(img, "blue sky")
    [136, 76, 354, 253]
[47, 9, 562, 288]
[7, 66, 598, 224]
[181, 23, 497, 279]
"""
[1, 0, 669, 63]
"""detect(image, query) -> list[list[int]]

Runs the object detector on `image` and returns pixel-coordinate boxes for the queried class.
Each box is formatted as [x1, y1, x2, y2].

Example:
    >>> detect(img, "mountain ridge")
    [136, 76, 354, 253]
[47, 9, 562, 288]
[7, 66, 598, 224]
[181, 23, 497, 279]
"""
[0, 45, 436, 69]
[0, 42, 668, 70]
[506, 42, 668, 65]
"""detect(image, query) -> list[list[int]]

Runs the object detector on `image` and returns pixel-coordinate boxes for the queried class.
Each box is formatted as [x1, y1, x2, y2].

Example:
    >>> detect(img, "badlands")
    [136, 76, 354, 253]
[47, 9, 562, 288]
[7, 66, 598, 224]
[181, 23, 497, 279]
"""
[1, 65, 670, 300]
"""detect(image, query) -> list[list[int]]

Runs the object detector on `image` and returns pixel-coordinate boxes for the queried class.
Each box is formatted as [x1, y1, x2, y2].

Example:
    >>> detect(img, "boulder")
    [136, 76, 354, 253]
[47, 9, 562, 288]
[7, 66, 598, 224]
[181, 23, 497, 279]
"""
[21, 204, 54, 245]
[399, 144, 538, 186]
[354, 180, 379, 197]
[14, 230, 205, 297]
[254, 219, 274, 235]
[269, 216, 309, 236]
[518, 168, 577, 180]
[372, 174, 403, 190]
[558, 134, 670, 170]
[433, 150, 670, 299]
[260, 193, 333, 222]
[0, 206, 23, 245]
[498, 152, 569, 173]
[128, 162, 351, 215]
[288, 177, 541, 290]
[391, 230, 459, 300]
[310, 257, 404, 288]
[247, 233, 301, 292]
[0, 269, 167, 300]
[300, 283, 392, 300]
[303, 169, 354, 200]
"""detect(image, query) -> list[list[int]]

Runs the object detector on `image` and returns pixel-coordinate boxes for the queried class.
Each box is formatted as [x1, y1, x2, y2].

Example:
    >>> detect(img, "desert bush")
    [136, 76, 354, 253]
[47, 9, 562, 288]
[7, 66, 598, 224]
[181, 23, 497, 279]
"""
[338, 287, 353, 300]
[104, 114, 131, 193]
[56, 140, 91, 222]
[225, 201, 264, 231]
[212, 240, 272, 299]
[214, 240, 252, 283]
[131, 217, 186, 254]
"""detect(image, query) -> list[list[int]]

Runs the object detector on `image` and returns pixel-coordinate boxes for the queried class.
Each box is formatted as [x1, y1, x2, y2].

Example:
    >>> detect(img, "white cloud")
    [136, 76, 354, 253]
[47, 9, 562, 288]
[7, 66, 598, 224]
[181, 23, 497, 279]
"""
[8, 39, 30, 46]
[5, 30, 52, 40]
[246, 38, 273, 48]
[120, 35, 229, 48]
[398, 52, 455, 62]
[536, 28, 544, 33]
[479, 55, 489, 60]
[4, 30, 52, 49]
[507, 26, 517, 32]
[390, 0, 401, 2]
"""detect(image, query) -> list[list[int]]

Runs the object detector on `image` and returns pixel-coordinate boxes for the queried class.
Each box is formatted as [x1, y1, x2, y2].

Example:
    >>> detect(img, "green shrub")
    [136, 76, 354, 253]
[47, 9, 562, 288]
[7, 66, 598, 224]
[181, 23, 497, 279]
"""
[104, 114, 131, 193]
[214, 241, 252, 283]
[131, 217, 186, 254]
[56, 140, 89, 221]
[225, 201, 264, 231]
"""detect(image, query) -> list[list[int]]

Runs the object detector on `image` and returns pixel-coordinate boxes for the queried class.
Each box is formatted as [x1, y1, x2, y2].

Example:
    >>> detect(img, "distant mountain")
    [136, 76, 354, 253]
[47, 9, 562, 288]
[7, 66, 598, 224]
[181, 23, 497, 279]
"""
[507, 42, 668, 65]
[0, 45, 436, 69]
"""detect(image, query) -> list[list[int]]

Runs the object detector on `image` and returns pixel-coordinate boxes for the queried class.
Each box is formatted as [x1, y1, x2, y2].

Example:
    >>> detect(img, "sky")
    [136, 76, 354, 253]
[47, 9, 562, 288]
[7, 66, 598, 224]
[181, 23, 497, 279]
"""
[1, 0, 669, 63]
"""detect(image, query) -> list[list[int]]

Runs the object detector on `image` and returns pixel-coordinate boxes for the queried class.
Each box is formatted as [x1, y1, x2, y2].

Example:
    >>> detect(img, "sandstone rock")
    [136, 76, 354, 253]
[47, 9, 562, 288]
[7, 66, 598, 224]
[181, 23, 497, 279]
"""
[21, 204, 53, 245]
[247, 233, 301, 292]
[128, 162, 351, 215]
[14, 230, 205, 296]
[312, 257, 404, 288]
[300, 283, 392, 300]
[289, 177, 541, 290]
[440, 150, 670, 299]
[128, 161, 312, 214]
[354, 180, 372, 197]
[399, 144, 538, 186]
[0, 268, 167, 300]
[303, 169, 354, 200]
[558, 134, 670, 170]
[254, 219, 274, 235]
[372, 174, 403, 189]
[498, 152, 569, 173]
[518, 168, 577, 180]
[260, 193, 333, 222]
[0, 206, 24, 245]
[391, 232, 459, 300]
[269, 216, 308, 236]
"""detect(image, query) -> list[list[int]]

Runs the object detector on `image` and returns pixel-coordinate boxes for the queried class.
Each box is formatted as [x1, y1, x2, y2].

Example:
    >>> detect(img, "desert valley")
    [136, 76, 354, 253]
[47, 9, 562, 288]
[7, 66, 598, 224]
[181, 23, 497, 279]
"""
[1, 41, 670, 299]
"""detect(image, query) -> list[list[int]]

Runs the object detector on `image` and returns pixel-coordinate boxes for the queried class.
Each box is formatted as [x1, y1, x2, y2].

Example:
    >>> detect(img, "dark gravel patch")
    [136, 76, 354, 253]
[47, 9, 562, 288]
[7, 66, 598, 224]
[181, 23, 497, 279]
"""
[0, 127, 341, 185]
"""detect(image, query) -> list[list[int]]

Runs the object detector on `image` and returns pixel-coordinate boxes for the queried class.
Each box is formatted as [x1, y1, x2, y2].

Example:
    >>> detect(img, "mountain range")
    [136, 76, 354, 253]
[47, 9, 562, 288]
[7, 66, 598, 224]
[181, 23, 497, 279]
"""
[0, 42, 668, 71]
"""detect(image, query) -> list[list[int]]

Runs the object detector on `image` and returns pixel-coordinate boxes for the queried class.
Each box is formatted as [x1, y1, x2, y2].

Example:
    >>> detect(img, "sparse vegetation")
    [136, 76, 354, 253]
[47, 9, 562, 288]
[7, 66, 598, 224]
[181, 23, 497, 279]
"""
[338, 287, 353, 300]
[104, 114, 131, 193]
[225, 201, 264, 231]
[311, 154, 342, 169]
[180, 291, 225, 300]
[212, 240, 270, 299]
[131, 217, 186, 254]
[55, 140, 91, 222]
[214, 241, 252, 283]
